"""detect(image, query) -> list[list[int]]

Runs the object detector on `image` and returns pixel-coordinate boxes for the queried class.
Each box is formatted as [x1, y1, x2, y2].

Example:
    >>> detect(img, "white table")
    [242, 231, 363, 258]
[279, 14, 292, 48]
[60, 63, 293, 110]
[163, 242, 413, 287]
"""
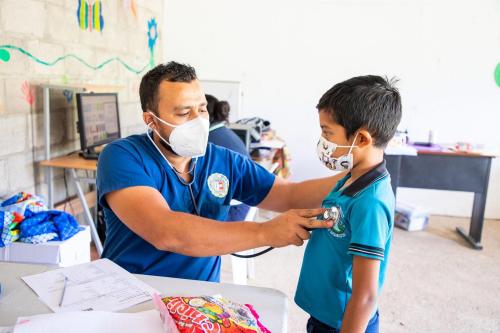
[0, 262, 288, 332]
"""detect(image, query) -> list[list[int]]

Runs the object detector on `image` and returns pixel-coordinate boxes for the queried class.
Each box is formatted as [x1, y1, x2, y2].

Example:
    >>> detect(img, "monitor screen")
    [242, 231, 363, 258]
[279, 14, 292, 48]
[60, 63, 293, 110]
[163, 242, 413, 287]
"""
[76, 93, 121, 150]
[228, 124, 251, 152]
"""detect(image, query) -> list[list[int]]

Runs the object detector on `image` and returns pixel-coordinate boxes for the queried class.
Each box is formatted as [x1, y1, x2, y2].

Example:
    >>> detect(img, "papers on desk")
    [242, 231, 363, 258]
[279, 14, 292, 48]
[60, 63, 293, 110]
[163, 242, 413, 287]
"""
[21, 258, 158, 313]
[250, 139, 285, 149]
[12, 310, 170, 333]
[384, 144, 418, 156]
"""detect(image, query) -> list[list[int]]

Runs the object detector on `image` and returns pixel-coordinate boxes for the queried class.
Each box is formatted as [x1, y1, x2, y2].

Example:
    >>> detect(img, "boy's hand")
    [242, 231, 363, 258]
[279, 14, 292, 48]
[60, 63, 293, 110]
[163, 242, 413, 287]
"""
[259, 208, 333, 247]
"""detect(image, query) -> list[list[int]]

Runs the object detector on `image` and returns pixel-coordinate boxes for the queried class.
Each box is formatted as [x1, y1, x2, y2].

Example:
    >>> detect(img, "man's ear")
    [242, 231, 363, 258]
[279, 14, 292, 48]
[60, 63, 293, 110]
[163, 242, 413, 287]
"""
[356, 129, 373, 148]
[143, 110, 155, 127]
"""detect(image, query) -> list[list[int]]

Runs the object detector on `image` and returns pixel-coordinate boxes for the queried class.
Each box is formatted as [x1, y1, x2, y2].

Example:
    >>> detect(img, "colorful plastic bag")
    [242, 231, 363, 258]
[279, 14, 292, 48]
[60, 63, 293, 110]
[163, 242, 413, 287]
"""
[0, 192, 47, 247]
[0, 192, 81, 246]
[160, 295, 270, 333]
[0, 192, 47, 215]
[0, 211, 22, 246]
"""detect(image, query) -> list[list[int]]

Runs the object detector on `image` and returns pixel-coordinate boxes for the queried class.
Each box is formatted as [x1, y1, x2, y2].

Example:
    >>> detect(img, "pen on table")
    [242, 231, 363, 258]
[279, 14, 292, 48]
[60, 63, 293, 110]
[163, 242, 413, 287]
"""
[59, 276, 68, 307]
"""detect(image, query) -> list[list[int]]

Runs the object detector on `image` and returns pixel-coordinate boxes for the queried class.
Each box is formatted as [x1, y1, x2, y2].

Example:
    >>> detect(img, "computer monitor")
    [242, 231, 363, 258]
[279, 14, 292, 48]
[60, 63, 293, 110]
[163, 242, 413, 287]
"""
[76, 93, 121, 159]
[228, 123, 252, 153]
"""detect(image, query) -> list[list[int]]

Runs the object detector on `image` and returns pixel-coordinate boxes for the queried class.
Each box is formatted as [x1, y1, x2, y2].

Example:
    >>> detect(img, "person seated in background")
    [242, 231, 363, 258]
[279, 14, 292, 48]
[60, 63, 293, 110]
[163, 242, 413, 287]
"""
[206, 95, 249, 157]
[206, 94, 251, 221]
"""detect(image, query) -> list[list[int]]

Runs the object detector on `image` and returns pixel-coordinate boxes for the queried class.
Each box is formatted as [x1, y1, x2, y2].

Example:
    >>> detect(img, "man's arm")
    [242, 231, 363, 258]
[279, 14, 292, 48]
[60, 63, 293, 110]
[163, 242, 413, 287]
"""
[258, 172, 346, 212]
[340, 256, 380, 333]
[105, 186, 333, 257]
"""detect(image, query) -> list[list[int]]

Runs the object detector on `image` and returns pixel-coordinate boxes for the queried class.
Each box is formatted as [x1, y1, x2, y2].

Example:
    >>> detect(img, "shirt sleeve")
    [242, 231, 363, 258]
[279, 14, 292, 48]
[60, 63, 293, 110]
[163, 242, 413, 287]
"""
[347, 198, 391, 261]
[230, 151, 276, 207]
[97, 142, 156, 209]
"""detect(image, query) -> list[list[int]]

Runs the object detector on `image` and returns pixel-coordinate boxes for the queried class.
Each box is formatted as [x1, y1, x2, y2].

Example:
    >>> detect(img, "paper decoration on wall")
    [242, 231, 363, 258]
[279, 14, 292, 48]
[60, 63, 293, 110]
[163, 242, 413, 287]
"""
[147, 18, 158, 68]
[0, 48, 10, 62]
[77, 0, 104, 32]
[494, 63, 500, 87]
[21, 81, 34, 106]
[0, 17, 158, 74]
[0, 44, 148, 75]
[63, 90, 74, 103]
[123, 0, 138, 20]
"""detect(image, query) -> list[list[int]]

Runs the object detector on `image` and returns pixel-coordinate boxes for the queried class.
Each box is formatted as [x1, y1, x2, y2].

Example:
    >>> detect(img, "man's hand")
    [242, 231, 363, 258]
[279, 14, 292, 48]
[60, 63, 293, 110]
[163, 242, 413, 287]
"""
[258, 208, 333, 247]
[106, 187, 333, 256]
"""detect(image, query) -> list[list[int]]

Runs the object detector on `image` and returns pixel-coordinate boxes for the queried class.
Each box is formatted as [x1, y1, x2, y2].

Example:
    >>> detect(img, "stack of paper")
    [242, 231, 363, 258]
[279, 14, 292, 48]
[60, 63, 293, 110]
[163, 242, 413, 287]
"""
[384, 144, 418, 156]
[250, 139, 285, 149]
[12, 310, 172, 333]
[22, 258, 158, 312]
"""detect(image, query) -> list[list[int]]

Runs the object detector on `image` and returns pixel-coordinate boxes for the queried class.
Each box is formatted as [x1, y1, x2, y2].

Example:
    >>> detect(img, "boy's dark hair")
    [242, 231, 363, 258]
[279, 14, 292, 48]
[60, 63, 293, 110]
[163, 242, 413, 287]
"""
[139, 61, 197, 113]
[317, 75, 402, 148]
[205, 94, 231, 124]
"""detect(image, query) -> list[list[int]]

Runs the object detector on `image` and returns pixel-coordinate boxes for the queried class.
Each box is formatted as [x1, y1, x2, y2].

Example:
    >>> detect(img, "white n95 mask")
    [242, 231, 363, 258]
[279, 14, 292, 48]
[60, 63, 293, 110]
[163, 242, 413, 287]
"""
[316, 134, 358, 171]
[148, 112, 209, 158]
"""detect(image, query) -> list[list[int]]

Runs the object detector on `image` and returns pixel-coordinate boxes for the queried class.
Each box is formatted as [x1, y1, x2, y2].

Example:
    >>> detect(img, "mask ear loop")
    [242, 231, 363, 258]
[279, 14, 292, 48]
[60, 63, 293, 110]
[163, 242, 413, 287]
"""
[148, 120, 175, 150]
[146, 122, 197, 176]
[147, 112, 207, 152]
[148, 111, 179, 128]
[347, 132, 360, 155]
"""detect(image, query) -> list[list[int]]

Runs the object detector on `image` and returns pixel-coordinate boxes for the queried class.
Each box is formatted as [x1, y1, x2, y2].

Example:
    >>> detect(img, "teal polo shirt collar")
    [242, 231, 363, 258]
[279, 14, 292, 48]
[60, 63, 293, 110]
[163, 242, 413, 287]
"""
[342, 160, 389, 197]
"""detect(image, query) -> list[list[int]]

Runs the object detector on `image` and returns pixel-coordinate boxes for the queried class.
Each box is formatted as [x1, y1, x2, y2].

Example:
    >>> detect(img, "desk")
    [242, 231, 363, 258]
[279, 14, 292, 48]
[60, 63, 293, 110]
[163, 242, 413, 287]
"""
[40, 155, 101, 255]
[385, 150, 495, 250]
[0, 262, 288, 332]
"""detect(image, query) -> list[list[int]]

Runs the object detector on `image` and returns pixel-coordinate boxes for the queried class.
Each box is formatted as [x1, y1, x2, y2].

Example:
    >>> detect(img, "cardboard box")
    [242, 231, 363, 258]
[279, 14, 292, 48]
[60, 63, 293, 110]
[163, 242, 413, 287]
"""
[395, 202, 429, 231]
[0, 226, 91, 267]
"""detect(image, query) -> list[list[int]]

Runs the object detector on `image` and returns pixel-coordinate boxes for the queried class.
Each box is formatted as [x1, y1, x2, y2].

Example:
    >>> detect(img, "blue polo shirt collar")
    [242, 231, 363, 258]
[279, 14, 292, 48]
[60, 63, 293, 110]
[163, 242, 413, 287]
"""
[342, 160, 389, 197]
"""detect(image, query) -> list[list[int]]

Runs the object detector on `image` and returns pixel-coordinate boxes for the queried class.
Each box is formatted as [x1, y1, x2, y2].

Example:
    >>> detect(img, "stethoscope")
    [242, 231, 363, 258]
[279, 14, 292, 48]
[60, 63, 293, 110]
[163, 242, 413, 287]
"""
[146, 127, 202, 216]
[147, 127, 341, 259]
[231, 206, 341, 258]
[172, 160, 201, 216]
[171, 160, 272, 259]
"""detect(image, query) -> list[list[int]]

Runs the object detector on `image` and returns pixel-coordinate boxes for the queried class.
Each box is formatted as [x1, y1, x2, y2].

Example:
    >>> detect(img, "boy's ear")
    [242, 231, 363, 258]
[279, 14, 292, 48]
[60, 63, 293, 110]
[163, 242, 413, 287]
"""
[356, 129, 373, 148]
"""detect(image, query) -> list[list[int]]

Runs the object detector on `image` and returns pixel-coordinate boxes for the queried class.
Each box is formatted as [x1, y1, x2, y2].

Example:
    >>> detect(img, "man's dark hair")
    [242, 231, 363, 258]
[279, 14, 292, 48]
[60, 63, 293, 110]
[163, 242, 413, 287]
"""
[317, 75, 402, 148]
[139, 61, 197, 113]
[205, 94, 231, 124]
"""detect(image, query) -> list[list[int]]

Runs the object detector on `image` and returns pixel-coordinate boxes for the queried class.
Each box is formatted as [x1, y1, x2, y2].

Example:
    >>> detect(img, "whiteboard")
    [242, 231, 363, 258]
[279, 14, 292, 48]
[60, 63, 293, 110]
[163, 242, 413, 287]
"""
[200, 80, 242, 122]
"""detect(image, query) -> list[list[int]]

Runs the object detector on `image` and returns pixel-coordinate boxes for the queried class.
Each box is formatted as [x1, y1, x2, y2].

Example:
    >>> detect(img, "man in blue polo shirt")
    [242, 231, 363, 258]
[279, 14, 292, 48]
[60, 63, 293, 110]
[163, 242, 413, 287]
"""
[97, 62, 342, 282]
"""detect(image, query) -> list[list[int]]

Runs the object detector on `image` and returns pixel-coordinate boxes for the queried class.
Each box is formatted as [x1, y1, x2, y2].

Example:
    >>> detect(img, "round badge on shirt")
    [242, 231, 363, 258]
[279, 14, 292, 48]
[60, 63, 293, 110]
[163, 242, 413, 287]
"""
[327, 206, 347, 238]
[207, 173, 229, 198]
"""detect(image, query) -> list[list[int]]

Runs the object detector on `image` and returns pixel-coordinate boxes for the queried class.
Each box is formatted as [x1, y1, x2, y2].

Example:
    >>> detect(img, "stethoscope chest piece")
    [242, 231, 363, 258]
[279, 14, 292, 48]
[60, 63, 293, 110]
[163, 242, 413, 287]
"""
[322, 206, 341, 224]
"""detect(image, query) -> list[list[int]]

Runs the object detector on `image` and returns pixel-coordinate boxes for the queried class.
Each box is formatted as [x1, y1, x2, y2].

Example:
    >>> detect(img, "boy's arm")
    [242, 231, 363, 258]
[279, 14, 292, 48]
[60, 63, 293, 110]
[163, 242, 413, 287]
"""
[340, 256, 380, 333]
[258, 173, 346, 212]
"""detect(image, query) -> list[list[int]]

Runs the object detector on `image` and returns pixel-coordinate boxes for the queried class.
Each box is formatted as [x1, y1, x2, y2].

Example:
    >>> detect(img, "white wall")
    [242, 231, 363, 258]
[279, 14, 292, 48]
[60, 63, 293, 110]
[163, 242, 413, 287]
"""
[164, 0, 500, 219]
[0, 0, 164, 202]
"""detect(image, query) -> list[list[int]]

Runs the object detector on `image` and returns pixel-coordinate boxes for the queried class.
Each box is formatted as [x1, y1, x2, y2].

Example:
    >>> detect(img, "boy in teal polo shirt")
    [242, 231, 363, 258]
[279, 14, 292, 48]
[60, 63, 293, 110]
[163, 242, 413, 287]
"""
[295, 75, 402, 333]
